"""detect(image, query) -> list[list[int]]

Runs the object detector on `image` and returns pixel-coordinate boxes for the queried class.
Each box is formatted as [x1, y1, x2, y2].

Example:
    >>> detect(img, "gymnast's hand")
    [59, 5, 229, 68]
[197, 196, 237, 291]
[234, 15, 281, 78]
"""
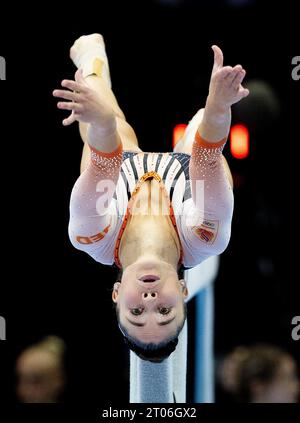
[53, 69, 115, 127]
[207, 45, 249, 110]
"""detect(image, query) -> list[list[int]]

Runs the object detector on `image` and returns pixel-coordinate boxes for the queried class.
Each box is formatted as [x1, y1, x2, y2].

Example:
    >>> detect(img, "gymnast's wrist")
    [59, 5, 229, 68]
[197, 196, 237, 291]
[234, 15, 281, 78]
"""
[88, 117, 118, 151]
[205, 97, 231, 121]
[89, 114, 116, 135]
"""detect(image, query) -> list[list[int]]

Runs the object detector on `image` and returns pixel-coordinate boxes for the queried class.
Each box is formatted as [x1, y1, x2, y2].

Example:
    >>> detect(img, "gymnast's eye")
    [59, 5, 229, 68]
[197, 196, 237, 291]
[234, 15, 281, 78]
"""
[159, 307, 171, 315]
[131, 308, 144, 316]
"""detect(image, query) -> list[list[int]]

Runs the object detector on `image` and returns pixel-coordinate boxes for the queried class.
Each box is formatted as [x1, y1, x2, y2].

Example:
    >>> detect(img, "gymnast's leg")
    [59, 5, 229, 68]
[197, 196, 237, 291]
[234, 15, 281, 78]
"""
[62, 34, 142, 173]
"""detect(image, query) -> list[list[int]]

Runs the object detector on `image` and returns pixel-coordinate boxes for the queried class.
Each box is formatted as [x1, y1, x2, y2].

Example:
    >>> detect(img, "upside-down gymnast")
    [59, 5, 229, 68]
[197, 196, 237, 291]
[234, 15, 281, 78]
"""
[53, 34, 249, 362]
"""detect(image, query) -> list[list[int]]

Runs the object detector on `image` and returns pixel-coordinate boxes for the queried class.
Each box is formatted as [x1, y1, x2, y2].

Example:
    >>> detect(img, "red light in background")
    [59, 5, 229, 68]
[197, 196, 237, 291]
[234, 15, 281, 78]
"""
[230, 124, 249, 159]
[173, 124, 187, 149]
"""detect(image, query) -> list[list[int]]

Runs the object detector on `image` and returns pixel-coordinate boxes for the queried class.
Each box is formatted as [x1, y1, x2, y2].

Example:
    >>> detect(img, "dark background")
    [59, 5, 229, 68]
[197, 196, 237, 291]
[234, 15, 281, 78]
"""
[0, 0, 299, 408]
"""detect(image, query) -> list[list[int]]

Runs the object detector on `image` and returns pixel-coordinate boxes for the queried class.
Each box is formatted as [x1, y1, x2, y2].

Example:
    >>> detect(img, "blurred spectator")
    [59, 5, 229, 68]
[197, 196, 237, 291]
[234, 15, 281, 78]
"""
[16, 336, 66, 403]
[218, 344, 299, 403]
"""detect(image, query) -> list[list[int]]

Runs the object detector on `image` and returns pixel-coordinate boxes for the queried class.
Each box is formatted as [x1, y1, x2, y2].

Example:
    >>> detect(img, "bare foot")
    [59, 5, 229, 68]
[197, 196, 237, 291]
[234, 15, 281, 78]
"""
[70, 33, 105, 63]
[69, 33, 111, 87]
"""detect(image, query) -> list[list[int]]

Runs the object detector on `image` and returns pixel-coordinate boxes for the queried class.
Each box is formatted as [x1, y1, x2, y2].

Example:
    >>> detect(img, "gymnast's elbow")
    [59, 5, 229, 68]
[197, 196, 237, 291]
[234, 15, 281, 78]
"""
[68, 220, 86, 252]
[214, 226, 232, 256]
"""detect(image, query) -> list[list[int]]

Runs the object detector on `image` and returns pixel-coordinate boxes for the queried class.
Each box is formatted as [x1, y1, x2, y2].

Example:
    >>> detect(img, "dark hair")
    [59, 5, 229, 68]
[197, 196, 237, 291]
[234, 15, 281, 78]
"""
[114, 265, 187, 363]
[220, 344, 290, 402]
[117, 302, 187, 363]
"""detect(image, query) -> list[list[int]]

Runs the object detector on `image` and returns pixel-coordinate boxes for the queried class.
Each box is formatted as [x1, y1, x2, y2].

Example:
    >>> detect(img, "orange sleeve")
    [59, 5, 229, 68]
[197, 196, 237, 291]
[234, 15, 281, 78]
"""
[89, 142, 123, 177]
[194, 130, 227, 150]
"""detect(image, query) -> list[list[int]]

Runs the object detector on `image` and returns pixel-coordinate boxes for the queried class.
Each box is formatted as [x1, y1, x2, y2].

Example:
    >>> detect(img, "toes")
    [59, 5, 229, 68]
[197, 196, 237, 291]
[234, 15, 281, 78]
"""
[79, 33, 102, 41]
[70, 33, 104, 59]
[76, 33, 103, 46]
[70, 46, 76, 56]
[91, 33, 104, 43]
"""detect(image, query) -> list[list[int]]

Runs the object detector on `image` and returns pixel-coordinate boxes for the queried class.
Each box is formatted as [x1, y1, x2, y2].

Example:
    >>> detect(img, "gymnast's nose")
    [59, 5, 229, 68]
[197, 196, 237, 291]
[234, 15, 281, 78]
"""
[142, 292, 158, 301]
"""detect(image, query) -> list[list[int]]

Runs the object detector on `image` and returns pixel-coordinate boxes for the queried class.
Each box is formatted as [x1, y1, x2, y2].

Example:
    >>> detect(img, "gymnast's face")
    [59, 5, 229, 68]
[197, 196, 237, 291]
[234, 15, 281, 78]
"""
[112, 257, 188, 343]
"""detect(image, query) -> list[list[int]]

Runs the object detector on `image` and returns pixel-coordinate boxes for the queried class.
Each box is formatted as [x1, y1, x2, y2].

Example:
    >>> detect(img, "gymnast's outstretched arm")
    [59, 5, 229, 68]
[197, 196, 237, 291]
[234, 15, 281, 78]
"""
[53, 68, 123, 248]
[187, 46, 249, 256]
[197, 45, 249, 142]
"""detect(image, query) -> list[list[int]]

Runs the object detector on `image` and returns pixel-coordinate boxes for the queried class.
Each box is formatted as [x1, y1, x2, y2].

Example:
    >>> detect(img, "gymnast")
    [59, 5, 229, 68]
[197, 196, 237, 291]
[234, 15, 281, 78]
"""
[53, 34, 249, 362]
